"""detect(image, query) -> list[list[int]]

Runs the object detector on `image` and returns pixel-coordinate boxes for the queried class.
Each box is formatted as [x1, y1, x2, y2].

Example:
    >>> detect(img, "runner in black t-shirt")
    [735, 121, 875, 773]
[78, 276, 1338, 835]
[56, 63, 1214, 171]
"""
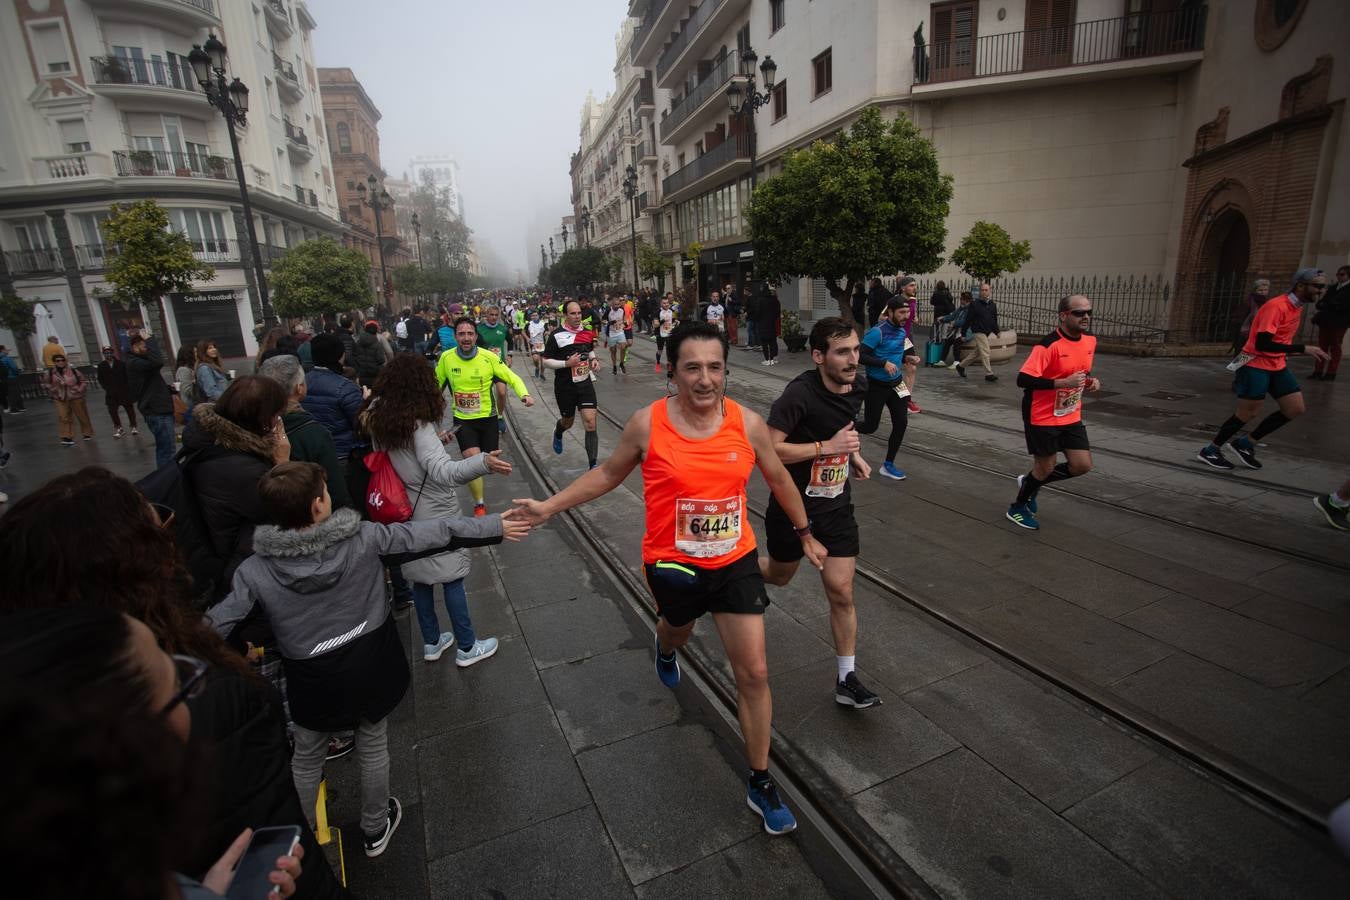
[542, 298, 602, 468]
[759, 317, 881, 709]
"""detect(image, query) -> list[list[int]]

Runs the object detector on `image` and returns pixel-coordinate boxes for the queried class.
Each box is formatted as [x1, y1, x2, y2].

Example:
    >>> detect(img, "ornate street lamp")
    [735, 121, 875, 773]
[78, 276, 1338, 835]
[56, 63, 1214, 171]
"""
[622, 164, 639, 290]
[560, 222, 569, 252]
[727, 49, 776, 190]
[578, 205, 592, 248]
[548, 237, 556, 266]
[356, 174, 394, 310]
[411, 211, 423, 271]
[189, 35, 271, 323]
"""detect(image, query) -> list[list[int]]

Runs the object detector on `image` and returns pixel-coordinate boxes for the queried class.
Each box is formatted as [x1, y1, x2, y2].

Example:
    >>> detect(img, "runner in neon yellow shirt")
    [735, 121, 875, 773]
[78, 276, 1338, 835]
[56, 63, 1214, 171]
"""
[436, 315, 533, 515]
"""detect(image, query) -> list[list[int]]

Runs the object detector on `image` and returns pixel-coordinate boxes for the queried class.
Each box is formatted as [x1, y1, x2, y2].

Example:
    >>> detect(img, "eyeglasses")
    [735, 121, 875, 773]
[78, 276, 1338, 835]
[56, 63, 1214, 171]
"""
[161, 654, 208, 715]
[148, 502, 176, 530]
[1067, 309, 1093, 318]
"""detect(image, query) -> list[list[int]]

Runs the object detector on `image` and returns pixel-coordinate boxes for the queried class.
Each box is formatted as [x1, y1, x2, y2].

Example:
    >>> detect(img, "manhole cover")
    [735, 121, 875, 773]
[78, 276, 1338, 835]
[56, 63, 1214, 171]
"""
[1143, 390, 1197, 401]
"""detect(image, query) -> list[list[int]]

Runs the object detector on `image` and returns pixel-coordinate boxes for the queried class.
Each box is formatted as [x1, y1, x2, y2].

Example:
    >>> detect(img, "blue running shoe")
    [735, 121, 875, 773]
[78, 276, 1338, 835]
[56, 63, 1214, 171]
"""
[498, 418, 508, 434]
[746, 776, 797, 835]
[654, 634, 680, 689]
[880, 462, 907, 480]
[1017, 474, 1038, 514]
[1006, 503, 1039, 530]
[552, 431, 563, 455]
[1196, 444, 1234, 470]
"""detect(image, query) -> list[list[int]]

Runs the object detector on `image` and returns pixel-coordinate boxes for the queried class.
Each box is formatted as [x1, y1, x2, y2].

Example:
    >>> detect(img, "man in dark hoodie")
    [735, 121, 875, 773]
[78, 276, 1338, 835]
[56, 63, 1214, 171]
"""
[352, 320, 385, 388]
[336, 315, 358, 369]
[125, 332, 177, 467]
[209, 462, 530, 860]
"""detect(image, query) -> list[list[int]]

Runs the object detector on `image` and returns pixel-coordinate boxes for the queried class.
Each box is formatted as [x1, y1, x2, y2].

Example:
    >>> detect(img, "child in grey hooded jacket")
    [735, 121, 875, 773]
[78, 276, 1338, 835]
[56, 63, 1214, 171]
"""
[209, 461, 530, 858]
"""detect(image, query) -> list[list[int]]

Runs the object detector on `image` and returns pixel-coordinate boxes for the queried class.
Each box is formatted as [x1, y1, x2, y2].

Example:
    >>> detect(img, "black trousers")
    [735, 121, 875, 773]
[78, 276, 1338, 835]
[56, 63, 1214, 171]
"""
[857, 378, 908, 462]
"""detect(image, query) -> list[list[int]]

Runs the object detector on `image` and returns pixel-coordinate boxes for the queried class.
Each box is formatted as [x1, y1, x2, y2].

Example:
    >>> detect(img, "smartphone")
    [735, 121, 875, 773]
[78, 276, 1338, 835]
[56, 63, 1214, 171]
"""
[225, 825, 300, 900]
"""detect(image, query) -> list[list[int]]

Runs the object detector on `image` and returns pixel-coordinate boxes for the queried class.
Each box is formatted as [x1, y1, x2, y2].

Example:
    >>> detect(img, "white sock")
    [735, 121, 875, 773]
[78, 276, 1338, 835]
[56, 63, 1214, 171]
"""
[1331, 492, 1350, 509]
[837, 655, 855, 682]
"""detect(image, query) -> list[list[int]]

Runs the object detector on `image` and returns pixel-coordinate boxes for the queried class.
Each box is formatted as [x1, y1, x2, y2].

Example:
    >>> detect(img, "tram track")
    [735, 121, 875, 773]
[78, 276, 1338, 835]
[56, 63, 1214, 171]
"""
[564, 390, 1333, 834]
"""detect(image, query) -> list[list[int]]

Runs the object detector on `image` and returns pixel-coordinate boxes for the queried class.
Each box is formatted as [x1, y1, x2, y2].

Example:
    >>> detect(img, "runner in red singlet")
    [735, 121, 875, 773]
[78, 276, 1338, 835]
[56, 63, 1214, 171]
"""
[512, 321, 824, 836]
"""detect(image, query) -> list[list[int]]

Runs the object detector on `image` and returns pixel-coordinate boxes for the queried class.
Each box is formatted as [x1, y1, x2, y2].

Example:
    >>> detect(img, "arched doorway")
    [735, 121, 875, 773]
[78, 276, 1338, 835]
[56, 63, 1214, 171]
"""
[1197, 209, 1251, 343]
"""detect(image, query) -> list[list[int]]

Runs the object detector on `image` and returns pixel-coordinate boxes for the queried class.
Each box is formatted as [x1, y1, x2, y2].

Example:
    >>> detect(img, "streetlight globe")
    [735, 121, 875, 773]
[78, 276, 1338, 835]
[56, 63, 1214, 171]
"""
[367, 174, 378, 190]
[761, 55, 777, 92]
[727, 80, 743, 114]
[203, 34, 228, 72]
[411, 212, 419, 228]
[228, 78, 249, 113]
[188, 45, 211, 85]
[355, 182, 367, 197]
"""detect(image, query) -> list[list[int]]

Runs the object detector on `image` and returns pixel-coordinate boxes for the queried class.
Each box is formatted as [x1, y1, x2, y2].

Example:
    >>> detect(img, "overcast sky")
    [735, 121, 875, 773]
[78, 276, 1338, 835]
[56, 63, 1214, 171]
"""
[311, 0, 628, 280]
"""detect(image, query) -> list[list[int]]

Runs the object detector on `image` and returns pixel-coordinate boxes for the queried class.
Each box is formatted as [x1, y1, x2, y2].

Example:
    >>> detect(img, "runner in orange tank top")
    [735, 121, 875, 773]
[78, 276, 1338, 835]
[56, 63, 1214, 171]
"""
[512, 321, 825, 837]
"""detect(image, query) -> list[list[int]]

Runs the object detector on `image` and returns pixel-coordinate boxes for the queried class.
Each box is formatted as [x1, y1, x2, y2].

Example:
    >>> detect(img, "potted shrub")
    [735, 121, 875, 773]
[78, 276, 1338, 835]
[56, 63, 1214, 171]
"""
[129, 150, 156, 176]
[781, 309, 807, 352]
[207, 156, 230, 179]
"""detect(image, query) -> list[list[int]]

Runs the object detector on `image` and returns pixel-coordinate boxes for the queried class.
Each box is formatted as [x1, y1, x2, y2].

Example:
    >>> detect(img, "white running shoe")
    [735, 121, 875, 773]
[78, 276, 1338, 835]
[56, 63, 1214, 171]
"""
[455, 637, 499, 668]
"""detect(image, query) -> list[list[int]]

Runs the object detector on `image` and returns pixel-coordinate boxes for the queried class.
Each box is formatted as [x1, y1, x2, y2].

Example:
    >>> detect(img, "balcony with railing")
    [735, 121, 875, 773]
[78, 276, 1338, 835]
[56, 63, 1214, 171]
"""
[661, 130, 750, 202]
[633, 73, 655, 115]
[284, 120, 312, 160]
[4, 248, 63, 276]
[636, 191, 649, 213]
[86, 0, 218, 28]
[273, 54, 304, 102]
[32, 152, 114, 181]
[655, 0, 735, 88]
[660, 50, 736, 144]
[913, 6, 1206, 94]
[264, 0, 294, 38]
[630, 0, 674, 65]
[89, 55, 204, 113]
[308, 189, 318, 207]
[113, 149, 230, 179]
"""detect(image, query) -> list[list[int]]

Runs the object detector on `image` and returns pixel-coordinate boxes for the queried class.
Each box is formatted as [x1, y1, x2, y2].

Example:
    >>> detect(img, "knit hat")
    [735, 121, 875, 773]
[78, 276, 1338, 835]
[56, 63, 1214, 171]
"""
[897, 275, 917, 288]
[1291, 268, 1324, 290]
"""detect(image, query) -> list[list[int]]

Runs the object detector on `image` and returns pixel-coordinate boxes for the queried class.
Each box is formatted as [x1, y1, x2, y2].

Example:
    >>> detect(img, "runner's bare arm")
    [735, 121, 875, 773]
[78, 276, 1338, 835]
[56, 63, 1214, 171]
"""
[769, 422, 860, 464]
[512, 406, 650, 525]
[747, 411, 827, 569]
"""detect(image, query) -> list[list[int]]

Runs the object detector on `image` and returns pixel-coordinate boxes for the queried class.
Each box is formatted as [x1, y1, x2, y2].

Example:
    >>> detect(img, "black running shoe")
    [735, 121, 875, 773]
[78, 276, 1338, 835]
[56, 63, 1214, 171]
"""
[1230, 437, 1262, 470]
[363, 797, 403, 858]
[835, 672, 882, 709]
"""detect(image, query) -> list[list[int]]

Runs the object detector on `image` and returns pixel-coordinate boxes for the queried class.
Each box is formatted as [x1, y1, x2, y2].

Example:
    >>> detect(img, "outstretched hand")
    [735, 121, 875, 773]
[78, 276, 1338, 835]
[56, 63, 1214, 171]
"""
[510, 497, 552, 527]
[484, 449, 512, 476]
[498, 507, 531, 542]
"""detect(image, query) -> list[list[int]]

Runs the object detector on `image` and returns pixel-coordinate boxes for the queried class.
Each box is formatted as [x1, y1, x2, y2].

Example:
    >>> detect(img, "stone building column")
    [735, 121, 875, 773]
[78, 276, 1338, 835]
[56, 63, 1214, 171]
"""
[47, 209, 104, 364]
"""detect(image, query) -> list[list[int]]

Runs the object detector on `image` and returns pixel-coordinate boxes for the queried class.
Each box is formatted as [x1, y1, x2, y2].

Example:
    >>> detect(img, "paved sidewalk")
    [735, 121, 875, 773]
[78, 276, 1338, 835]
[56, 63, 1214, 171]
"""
[505, 358, 1350, 899]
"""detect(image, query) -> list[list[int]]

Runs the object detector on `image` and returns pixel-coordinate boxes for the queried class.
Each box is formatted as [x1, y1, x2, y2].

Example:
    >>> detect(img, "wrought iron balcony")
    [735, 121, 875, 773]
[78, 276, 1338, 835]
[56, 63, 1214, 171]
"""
[4, 248, 63, 275]
[660, 50, 736, 143]
[661, 131, 750, 200]
[914, 6, 1206, 87]
[656, 0, 728, 82]
[114, 149, 227, 179]
[90, 55, 197, 92]
[633, 73, 655, 115]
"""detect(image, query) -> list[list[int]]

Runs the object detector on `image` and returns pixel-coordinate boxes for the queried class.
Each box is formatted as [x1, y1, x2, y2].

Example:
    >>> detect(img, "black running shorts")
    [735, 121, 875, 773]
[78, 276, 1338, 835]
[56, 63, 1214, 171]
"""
[454, 415, 500, 453]
[643, 551, 769, 627]
[764, 501, 859, 561]
[554, 377, 597, 418]
[1023, 421, 1090, 457]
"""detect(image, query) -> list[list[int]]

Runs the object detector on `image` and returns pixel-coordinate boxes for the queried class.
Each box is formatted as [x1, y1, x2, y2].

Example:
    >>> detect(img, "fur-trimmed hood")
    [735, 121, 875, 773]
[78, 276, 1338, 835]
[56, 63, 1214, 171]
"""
[248, 508, 363, 593]
[185, 403, 276, 460]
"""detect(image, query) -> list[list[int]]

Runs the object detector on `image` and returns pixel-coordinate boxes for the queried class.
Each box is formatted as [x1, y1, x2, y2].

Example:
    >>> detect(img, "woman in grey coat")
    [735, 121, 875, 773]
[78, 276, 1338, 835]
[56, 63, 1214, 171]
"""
[365, 354, 512, 666]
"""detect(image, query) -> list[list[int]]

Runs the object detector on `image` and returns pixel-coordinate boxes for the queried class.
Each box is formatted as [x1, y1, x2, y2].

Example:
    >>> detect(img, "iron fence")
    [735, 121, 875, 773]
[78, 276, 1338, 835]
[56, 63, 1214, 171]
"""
[90, 55, 197, 91]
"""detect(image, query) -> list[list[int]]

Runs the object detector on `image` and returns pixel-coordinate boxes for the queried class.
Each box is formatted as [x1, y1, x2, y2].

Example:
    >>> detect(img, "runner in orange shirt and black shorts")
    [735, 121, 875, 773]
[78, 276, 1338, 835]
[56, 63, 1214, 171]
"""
[511, 320, 825, 837]
[1198, 268, 1331, 471]
[1006, 294, 1101, 531]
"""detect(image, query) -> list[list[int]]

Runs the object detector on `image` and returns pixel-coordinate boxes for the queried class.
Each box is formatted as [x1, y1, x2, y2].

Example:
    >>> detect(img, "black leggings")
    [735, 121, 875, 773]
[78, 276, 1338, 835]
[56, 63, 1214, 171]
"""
[760, 326, 778, 361]
[655, 333, 667, 362]
[857, 378, 908, 462]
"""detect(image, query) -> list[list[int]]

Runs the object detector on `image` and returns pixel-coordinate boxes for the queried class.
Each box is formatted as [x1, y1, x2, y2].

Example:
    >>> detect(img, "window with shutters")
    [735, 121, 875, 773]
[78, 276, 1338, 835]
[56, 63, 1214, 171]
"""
[32, 22, 72, 75]
[58, 120, 91, 153]
[930, 2, 977, 81]
[336, 122, 352, 153]
[772, 81, 787, 121]
[812, 48, 832, 97]
[771, 0, 786, 33]
[1023, 0, 1075, 71]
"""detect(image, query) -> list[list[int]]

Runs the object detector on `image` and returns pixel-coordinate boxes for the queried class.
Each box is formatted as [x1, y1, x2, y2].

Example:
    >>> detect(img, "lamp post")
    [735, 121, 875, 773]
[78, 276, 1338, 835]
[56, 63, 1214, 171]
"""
[189, 35, 271, 324]
[578, 206, 591, 248]
[622, 164, 639, 291]
[356, 174, 394, 312]
[411, 211, 423, 271]
[432, 230, 443, 268]
[726, 49, 776, 190]
[560, 223, 569, 253]
[549, 237, 556, 266]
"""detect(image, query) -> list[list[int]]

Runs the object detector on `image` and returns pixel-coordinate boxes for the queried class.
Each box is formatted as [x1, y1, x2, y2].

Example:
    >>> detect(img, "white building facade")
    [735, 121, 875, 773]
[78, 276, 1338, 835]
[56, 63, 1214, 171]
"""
[608, 0, 1346, 343]
[0, 0, 342, 367]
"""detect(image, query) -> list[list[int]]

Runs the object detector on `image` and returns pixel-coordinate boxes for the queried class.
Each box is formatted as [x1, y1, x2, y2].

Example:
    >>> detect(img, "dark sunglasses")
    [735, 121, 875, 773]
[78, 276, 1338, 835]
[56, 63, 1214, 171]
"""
[161, 654, 208, 715]
[1067, 309, 1093, 318]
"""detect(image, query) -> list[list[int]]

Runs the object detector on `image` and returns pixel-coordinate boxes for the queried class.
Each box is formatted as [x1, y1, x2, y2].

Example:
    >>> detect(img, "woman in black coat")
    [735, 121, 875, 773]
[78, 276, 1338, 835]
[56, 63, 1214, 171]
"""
[1313, 265, 1350, 381]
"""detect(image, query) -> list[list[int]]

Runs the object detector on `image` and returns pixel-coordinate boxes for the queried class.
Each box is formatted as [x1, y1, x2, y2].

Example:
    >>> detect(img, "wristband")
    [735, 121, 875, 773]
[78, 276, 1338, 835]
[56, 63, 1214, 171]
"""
[794, 520, 813, 537]
[814, 440, 822, 459]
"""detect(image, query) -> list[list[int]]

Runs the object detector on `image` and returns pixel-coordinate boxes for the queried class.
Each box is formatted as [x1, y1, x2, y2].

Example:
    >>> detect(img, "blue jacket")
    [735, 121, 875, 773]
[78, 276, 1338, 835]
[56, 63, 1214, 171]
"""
[0, 352, 19, 378]
[436, 325, 455, 352]
[940, 304, 971, 335]
[301, 365, 363, 457]
[196, 364, 231, 401]
[861, 321, 908, 384]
